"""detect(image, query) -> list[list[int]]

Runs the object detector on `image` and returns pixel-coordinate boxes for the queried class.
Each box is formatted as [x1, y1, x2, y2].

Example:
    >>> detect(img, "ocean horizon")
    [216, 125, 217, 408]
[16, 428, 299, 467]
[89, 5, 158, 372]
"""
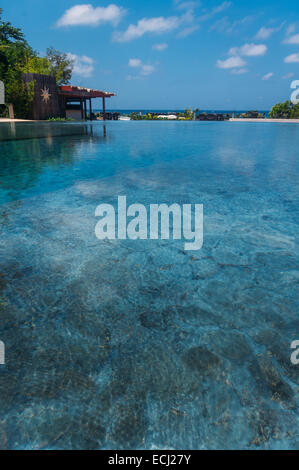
[95, 109, 270, 116]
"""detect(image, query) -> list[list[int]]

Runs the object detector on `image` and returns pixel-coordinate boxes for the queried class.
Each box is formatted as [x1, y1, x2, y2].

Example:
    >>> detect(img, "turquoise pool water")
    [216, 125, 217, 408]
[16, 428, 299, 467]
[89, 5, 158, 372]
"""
[0, 121, 298, 449]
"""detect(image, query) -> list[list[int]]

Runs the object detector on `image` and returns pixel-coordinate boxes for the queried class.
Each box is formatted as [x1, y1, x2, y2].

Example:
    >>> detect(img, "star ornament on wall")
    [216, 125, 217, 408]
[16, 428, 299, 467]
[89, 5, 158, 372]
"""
[41, 87, 51, 103]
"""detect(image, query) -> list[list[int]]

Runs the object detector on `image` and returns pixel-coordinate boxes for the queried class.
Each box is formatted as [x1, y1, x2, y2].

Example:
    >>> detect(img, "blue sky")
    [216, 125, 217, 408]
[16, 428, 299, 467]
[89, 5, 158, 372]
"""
[2, 0, 299, 109]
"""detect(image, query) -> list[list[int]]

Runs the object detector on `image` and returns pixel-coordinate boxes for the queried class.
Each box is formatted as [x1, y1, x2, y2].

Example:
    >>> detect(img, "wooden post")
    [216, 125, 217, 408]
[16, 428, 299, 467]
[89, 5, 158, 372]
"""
[63, 97, 67, 119]
[8, 103, 14, 120]
[89, 98, 92, 121]
[83, 100, 87, 120]
[102, 97, 106, 121]
[80, 99, 84, 120]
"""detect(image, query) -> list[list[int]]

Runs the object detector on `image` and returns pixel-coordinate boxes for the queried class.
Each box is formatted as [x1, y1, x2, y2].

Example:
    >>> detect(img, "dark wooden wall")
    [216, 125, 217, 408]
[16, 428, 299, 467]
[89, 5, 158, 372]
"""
[22, 73, 65, 120]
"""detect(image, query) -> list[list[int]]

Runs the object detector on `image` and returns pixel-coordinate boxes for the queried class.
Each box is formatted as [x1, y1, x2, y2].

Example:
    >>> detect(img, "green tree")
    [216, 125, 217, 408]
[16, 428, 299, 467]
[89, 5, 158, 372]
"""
[0, 7, 24, 43]
[184, 108, 194, 120]
[269, 101, 291, 119]
[290, 104, 299, 119]
[22, 56, 51, 75]
[130, 112, 143, 120]
[4, 68, 34, 118]
[46, 47, 73, 85]
[0, 9, 35, 118]
[0, 9, 73, 118]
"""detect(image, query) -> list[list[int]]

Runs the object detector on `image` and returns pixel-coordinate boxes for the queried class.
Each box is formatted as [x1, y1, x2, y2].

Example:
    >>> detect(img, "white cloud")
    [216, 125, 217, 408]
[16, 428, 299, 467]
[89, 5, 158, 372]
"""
[283, 34, 299, 45]
[229, 43, 267, 57]
[115, 1, 231, 42]
[217, 56, 246, 69]
[174, 3, 197, 37]
[198, 1, 232, 22]
[227, 15, 256, 34]
[262, 72, 274, 80]
[129, 58, 142, 67]
[126, 75, 141, 81]
[57, 4, 125, 27]
[174, 1, 200, 11]
[152, 43, 168, 51]
[231, 68, 248, 75]
[282, 72, 294, 79]
[218, 42, 267, 72]
[212, 1, 232, 14]
[176, 1, 231, 38]
[209, 16, 230, 33]
[210, 15, 256, 34]
[256, 27, 274, 40]
[113, 16, 180, 42]
[141, 65, 155, 76]
[128, 59, 155, 78]
[177, 24, 201, 37]
[67, 53, 95, 77]
[286, 24, 296, 36]
[256, 25, 283, 40]
[284, 53, 299, 63]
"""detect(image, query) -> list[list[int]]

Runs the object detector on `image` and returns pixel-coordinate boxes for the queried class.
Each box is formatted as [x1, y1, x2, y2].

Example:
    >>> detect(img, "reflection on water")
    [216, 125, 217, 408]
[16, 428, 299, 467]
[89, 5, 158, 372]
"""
[0, 122, 103, 142]
[0, 122, 298, 450]
[0, 123, 109, 203]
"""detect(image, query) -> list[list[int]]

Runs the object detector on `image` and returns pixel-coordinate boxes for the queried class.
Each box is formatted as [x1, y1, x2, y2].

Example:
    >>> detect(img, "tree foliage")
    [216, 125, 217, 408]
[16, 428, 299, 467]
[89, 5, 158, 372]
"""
[46, 47, 73, 86]
[22, 56, 51, 75]
[290, 105, 299, 119]
[269, 100, 299, 119]
[184, 108, 194, 119]
[0, 9, 34, 118]
[0, 7, 24, 43]
[0, 9, 73, 118]
[129, 109, 196, 121]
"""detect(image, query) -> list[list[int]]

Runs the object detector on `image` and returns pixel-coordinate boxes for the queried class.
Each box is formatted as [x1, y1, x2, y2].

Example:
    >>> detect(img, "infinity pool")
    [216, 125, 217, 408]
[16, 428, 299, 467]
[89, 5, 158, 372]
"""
[0, 121, 298, 449]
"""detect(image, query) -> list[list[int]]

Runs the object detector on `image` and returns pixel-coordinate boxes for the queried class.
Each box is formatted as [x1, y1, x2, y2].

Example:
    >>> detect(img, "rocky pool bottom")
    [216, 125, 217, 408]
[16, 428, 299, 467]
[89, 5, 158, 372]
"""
[0, 121, 298, 449]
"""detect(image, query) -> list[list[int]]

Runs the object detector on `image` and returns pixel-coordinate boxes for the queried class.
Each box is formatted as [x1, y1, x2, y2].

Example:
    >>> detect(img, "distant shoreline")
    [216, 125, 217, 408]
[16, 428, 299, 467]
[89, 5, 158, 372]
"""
[1, 117, 299, 124]
[229, 118, 299, 123]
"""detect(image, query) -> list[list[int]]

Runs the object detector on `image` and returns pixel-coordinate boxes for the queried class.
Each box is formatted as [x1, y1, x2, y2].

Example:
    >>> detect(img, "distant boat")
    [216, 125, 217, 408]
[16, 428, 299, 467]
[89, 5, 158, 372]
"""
[119, 116, 131, 121]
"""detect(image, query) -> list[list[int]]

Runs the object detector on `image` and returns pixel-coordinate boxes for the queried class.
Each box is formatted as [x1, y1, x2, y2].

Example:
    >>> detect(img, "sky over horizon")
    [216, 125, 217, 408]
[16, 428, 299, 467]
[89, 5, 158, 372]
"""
[2, 0, 299, 109]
